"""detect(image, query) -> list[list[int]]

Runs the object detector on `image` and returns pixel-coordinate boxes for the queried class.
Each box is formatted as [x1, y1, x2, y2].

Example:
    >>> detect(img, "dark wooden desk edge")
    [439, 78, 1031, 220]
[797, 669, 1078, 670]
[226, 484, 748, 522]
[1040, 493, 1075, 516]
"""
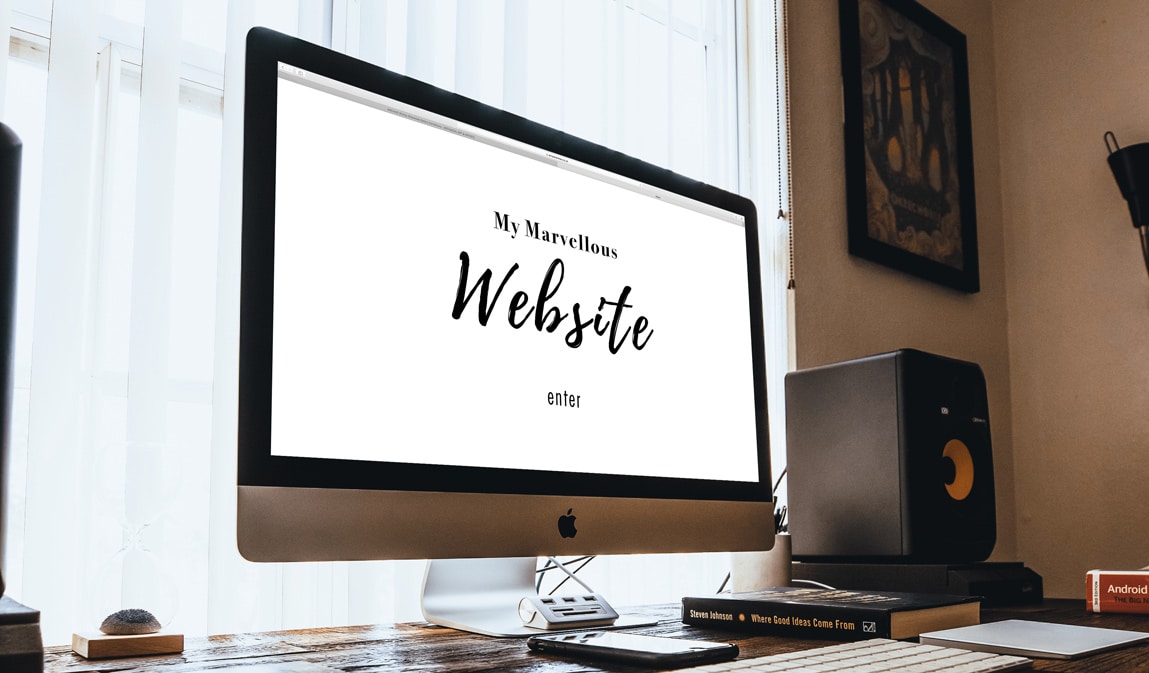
[43, 600, 1149, 673]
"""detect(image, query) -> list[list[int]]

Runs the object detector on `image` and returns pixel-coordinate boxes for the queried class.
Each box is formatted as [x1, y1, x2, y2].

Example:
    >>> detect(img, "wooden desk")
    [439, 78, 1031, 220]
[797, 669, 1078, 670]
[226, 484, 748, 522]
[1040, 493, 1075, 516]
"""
[43, 600, 1149, 672]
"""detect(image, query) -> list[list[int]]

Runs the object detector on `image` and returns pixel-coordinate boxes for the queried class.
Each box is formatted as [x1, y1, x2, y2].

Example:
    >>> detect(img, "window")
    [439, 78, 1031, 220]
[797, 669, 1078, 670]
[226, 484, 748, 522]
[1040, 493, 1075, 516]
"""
[1, 0, 789, 644]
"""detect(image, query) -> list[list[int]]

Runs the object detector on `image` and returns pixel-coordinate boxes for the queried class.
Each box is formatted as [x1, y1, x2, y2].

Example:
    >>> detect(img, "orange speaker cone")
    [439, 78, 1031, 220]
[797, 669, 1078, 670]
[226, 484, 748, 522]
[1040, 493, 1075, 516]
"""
[942, 439, 974, 501]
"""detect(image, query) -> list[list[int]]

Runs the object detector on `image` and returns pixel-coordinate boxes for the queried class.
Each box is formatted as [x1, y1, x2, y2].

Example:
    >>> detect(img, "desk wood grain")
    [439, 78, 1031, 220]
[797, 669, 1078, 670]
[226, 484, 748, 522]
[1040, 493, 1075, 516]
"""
[42, 600, 1149, 672]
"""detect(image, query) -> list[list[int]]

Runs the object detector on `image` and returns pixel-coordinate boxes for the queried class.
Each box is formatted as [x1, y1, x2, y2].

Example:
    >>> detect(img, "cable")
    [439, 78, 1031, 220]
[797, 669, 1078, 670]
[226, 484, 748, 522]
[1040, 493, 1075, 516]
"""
[536, 556, 596, 595]
[772, 465, 787, 497]
[773, 466, 788, 533]
[775, 0, 794, 290]
[1139, 226, 1149, 279]
[792, 578, 837, 590]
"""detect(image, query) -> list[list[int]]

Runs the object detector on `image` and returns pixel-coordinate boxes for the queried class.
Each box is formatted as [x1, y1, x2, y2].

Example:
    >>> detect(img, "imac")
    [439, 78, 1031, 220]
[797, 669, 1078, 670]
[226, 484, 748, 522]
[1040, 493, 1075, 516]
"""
[237, 27, 773, 637]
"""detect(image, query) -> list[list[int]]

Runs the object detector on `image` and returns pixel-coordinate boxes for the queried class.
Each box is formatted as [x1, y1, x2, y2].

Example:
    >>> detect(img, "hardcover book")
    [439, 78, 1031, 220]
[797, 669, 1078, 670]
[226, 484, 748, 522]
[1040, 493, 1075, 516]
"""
[1087, 569, 1149, 614]
[681, 587, 979, 641]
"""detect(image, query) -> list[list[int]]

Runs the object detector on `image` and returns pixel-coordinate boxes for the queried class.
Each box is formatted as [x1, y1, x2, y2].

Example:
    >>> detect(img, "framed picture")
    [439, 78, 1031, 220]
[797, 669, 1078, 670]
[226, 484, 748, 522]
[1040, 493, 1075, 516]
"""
[839, 0, 979, 292]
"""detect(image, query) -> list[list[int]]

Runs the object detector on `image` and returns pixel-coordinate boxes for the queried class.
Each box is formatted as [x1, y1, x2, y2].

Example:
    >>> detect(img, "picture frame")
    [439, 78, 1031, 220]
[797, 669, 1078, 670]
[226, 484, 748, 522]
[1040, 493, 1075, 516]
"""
[839, 0, 979, 293]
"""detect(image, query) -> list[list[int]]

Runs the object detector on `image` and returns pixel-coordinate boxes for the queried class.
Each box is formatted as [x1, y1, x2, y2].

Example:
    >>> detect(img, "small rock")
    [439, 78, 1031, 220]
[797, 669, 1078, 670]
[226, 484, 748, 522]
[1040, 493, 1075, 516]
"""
[100, 608, 161, 635]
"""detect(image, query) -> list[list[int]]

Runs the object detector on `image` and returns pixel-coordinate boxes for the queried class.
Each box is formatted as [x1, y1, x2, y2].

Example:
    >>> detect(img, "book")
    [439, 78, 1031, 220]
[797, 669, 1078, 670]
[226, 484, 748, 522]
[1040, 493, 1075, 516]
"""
[921, 619, 1149, 659]
[1087, 569, 1149, 613]
[681, 586, 979, 641]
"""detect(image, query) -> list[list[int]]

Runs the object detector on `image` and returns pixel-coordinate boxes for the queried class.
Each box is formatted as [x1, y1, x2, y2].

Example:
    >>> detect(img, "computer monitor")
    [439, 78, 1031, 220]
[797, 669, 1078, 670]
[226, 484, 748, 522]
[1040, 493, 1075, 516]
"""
[237, 27, 773, 637]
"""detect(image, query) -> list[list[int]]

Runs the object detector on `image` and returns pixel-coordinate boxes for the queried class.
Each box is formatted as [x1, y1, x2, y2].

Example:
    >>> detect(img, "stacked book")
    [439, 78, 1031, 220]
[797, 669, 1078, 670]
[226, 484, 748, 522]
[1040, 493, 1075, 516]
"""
[682, 586, 979, 641]
[1087, 569, 1149, 614]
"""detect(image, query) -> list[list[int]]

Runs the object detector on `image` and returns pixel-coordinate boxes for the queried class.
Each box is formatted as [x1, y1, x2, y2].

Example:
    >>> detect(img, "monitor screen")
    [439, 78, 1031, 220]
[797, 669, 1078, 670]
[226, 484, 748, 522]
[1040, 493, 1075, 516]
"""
[237, 27, 772, 634]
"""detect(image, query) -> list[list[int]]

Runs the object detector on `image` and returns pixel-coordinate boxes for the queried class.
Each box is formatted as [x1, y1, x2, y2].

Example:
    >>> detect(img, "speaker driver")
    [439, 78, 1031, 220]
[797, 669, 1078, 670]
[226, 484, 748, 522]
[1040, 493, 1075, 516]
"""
[942, 439, 974, 501]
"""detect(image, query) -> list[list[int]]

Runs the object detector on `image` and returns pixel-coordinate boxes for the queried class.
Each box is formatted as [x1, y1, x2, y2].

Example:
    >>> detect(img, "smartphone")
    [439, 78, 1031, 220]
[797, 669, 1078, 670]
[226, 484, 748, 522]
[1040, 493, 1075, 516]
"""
[527, 630, 739, 668]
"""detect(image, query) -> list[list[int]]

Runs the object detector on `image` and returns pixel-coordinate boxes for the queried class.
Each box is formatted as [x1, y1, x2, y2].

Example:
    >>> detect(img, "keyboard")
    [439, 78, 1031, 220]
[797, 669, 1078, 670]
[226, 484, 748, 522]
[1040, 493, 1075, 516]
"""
[679, 638, 1031, 672]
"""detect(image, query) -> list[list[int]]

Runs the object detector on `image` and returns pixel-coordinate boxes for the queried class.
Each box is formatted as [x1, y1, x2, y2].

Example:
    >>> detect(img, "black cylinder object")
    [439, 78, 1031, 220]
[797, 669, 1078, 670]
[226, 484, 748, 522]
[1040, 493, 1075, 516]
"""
[1107, 141, 1149, 229]
[0, 124, 22, 597]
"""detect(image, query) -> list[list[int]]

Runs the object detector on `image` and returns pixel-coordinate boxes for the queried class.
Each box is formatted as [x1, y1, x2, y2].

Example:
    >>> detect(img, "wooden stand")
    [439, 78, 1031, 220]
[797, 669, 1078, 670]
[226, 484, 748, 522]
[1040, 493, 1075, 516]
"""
[791, 561, 1043, 606]
[71, 631, 184, 659]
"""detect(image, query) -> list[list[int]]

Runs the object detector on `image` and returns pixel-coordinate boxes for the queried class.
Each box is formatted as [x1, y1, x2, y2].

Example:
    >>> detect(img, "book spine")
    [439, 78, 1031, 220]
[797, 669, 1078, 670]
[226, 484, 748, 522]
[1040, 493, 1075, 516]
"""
[681, 597, 890, 641]
[1087, 570, 1149, 614]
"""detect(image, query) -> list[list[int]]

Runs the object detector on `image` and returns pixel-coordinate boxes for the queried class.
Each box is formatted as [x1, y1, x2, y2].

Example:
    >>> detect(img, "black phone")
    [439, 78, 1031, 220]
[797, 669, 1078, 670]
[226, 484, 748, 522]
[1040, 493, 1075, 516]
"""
[526, 630, 739, 668]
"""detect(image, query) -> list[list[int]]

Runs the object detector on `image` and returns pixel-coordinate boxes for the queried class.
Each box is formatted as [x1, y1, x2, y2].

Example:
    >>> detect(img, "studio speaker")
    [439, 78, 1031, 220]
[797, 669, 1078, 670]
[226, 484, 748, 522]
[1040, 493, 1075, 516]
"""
[0, 124, 20, 595]
[785, 349, 996, 563]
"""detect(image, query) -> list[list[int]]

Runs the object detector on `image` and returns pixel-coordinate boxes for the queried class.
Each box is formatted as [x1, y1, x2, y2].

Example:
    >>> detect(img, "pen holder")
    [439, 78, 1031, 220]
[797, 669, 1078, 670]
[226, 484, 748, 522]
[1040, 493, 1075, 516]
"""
[730, 533, 791, 592]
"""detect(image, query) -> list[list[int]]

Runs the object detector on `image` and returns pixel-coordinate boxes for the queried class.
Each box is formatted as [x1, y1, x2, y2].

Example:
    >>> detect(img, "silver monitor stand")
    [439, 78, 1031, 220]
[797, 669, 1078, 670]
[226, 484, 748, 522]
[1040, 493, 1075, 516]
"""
[421, 557, 657, 637]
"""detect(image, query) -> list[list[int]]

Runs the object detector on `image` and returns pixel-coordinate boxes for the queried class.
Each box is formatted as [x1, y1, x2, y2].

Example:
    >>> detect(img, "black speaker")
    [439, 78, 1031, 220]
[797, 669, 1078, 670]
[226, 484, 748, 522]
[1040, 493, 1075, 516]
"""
[785, 349, 996, 563]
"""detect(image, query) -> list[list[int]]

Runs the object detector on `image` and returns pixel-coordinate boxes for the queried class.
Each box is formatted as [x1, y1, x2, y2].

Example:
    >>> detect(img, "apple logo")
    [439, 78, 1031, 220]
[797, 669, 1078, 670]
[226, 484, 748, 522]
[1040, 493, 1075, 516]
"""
[557, 508, 578, 538]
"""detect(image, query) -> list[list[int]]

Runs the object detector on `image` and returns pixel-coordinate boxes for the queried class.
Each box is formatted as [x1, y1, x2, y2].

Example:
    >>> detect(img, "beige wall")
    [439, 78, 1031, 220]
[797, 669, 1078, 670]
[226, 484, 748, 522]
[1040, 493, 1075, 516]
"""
[786, 0, 1016, 568]
[994, 0, 1149, 598]
[788, 0, 1149, 598]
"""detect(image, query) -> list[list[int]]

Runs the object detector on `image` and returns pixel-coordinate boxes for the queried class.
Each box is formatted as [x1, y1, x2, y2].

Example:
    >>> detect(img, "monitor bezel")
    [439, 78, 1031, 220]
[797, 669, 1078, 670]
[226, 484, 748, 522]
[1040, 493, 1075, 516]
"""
[238, 27, 771, 516]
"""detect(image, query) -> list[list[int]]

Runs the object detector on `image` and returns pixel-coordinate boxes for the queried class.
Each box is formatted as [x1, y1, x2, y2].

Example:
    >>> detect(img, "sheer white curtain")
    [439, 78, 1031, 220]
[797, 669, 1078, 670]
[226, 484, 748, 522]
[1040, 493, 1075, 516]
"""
[1, 0, 789, 646]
